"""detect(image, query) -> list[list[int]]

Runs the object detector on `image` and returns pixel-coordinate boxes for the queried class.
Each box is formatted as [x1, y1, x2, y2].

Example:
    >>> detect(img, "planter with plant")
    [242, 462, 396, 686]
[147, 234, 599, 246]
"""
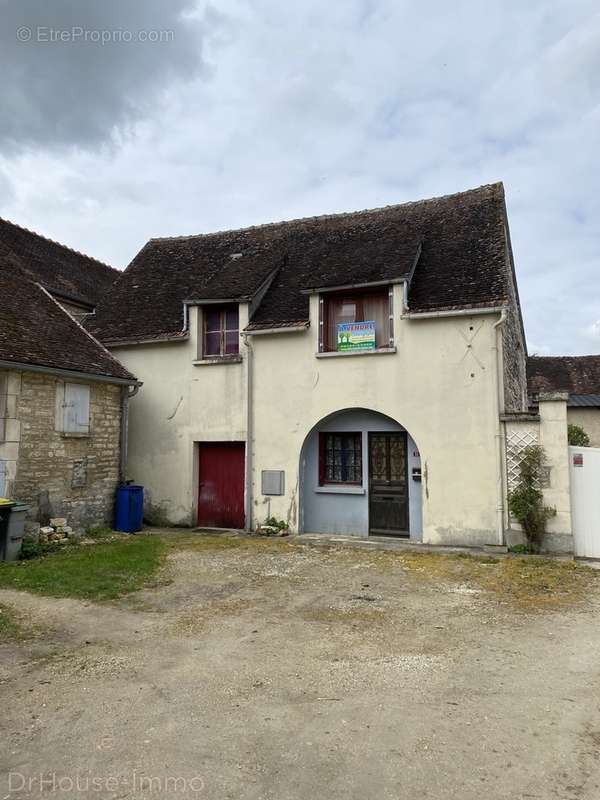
[255, 516, 290, 536]
[508, 444, 556, 554]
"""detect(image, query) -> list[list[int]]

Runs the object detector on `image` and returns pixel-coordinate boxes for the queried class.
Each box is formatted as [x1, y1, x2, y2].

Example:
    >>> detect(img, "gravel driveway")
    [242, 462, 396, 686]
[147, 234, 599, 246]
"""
[1, 534, 600, 800]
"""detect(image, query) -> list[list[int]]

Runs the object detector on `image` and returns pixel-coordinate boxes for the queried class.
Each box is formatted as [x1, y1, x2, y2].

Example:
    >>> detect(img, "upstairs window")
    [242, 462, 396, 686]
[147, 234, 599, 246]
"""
[319, 432, 363, 485]
[320, 288, 392, 352]
[203, 306, 239, 357]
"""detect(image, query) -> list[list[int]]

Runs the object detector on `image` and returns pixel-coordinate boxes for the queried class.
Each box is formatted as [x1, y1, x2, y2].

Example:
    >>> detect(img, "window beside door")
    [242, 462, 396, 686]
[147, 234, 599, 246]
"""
[319, 432, 363, 485]
[203, 306, 239, 358]
[320, 287, 392, 352]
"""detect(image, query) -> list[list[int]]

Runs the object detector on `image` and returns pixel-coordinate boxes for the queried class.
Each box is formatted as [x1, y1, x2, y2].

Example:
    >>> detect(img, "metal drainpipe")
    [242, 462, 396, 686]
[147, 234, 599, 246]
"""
[242, 333, 253, 531]
[119, 384, 140, 484]
[492, 309, 508, 545]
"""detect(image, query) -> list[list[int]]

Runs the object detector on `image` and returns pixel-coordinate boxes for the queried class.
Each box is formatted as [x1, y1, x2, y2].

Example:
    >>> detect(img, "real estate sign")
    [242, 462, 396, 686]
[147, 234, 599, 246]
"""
[337, 321, 376, 351]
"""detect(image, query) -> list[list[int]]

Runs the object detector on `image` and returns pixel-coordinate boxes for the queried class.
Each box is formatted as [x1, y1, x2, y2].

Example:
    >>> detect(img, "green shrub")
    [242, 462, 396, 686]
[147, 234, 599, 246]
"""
[568, 424, 590, 447]
[508, 445, 556, 554]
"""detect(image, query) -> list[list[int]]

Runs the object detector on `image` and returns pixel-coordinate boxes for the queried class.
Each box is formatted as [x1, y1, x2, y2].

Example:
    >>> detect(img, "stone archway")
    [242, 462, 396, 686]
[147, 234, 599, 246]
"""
[298, 407, 422, 538]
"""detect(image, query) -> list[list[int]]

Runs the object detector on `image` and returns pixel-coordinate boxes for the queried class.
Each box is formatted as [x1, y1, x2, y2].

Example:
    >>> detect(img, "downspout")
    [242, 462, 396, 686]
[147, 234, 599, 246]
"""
[119, 383, 141, 484]
[492, 309, 507, 545]
[242, 332, 253, 530]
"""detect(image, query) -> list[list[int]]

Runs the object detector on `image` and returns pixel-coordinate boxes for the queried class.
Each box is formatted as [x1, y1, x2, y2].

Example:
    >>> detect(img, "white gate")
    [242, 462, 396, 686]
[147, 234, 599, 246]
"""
[570, 445, 600, 558]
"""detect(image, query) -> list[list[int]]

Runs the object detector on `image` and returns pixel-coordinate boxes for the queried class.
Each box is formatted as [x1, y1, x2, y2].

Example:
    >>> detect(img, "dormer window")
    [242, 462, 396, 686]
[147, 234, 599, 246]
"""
[203, 306, 239, 357]
[320, 287, 392, 352]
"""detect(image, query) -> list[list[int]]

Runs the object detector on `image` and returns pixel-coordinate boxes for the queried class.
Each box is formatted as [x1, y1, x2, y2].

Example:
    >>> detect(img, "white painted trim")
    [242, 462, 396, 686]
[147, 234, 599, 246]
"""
[244, 324, 309, 336]
[315, 347, 396, 359]
[314, 486, 366, 495]
[402, 307, 504, 320]
[192, 356, 243, 366]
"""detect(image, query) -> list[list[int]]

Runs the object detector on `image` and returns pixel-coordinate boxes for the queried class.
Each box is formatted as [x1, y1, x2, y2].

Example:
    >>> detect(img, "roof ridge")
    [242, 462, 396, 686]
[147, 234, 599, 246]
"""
[529, 354, 600, 361]
[148, 182, 504, 244]
[0, 216, 118, 274]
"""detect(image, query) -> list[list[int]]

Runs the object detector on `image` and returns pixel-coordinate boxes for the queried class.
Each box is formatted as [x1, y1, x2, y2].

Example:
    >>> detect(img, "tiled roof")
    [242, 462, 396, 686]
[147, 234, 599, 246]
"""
[89, 183, 513, 344]
[0, 217, 119, 307]
[0, 259, 136, 382]
[527, 356, 600, 403]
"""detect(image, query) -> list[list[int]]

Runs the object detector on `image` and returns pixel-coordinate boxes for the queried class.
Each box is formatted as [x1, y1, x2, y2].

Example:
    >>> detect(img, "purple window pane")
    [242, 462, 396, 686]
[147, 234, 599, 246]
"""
[225, 330, 239, 354]
[204, 331, 221, 356]
[205, 310, 221, 332]
[225, 308, 239, 331]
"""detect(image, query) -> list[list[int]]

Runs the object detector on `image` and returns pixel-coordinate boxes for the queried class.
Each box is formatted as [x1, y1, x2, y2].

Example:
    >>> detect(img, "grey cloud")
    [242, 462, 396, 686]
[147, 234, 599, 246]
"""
[0, 0, 211, 149]
[1, 0, 599, 355]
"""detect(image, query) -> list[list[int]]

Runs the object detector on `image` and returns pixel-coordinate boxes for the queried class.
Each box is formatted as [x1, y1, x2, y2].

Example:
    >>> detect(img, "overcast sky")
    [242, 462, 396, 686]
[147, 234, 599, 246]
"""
[0, 0, 598, 355]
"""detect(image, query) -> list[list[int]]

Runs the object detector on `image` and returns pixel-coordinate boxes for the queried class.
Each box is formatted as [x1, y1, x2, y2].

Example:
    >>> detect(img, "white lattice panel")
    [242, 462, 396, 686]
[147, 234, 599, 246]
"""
[506, 426, 539, 491]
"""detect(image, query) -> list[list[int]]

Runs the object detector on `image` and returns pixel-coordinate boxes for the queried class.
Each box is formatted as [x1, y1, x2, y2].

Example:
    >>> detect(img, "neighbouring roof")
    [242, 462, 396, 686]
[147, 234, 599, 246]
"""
[527, 356, 600, 407]
[0, 217, 119, 308]
[0, 258, 136, 382]
[89, 183, 513, 344]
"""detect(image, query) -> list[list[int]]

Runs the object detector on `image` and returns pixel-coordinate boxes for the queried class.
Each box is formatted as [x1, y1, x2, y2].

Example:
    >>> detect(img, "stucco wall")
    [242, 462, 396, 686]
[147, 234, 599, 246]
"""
[567, 408, 600, 448]
[1, 369, 122, 529]
[115, 305, 249, 526]
[300, 409, 422, 538]
[113, 287, 504, 546]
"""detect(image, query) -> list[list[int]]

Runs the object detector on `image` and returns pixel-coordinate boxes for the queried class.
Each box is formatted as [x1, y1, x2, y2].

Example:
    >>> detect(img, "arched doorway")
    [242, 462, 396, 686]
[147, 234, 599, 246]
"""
[299, 408, 422, 538]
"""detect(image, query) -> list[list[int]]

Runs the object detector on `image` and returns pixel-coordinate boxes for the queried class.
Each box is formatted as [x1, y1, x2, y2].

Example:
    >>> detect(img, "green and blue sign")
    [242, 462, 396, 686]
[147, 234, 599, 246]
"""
[337, 321, 376, 351]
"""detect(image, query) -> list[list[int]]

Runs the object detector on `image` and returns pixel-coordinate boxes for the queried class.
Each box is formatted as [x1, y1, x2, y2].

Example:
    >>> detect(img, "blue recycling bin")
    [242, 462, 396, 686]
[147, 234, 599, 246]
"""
[115, 485, 144, 533]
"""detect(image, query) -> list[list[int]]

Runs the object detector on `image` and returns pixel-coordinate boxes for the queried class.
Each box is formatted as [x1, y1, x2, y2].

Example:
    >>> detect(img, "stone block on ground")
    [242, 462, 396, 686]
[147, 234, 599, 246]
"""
[23, 522, 41, 543]
[40, 526, 54, 535]
[49, 518, 67, 528]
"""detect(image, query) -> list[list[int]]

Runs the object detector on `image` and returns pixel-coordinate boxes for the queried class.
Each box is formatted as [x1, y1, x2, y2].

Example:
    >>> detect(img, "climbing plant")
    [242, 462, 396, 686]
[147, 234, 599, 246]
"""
[508, 445, 556, 554]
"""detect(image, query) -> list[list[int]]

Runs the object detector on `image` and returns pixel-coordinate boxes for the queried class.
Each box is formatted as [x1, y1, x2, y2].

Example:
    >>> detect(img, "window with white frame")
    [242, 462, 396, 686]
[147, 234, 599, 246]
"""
[62, 383, 91, 434]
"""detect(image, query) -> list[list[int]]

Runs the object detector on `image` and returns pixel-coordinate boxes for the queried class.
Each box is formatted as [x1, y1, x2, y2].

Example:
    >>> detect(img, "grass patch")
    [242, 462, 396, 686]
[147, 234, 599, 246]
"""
[85, 525, 119, 540]
[0, 535, 166, 601]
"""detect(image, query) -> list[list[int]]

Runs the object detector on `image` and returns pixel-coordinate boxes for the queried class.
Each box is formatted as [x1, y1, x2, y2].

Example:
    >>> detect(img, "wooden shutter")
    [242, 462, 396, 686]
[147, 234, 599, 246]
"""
[64, 383, 90, 434]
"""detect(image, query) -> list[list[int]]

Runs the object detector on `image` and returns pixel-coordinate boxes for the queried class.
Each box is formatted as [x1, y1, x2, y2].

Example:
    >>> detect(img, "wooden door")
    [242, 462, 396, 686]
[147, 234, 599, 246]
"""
[368, 432, 409, 537]
[197, 443, 245, 529]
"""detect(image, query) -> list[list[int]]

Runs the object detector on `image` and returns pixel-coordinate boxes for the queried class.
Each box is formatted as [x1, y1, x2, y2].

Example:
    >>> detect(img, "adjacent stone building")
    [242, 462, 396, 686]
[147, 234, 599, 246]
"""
[528, 356, 600, 446]
[0, 216, 119, 320]
[0, 231, 138, 531]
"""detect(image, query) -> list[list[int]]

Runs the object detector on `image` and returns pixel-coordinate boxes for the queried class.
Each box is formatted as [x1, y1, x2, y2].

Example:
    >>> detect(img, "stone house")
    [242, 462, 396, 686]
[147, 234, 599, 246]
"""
[0, 235, 138, 531]
[528, 356, 600, 446]
[87, 182, 576, 550]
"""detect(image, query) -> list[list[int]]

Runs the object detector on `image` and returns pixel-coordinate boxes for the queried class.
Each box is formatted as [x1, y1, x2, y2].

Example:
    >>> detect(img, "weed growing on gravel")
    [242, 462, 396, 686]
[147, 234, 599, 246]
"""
[0, 603, 27, 641]
[167, 533, 301, 554]
[395, 551, 598, 609]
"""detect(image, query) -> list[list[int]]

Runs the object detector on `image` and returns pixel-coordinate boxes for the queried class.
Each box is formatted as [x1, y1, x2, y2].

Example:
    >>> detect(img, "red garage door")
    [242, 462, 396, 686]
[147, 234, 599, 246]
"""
[197, 443, 245, 529]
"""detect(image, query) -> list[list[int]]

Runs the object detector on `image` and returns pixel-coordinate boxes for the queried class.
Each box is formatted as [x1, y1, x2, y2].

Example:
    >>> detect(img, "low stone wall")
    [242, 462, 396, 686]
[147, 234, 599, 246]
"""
[1, 369, 122, 530]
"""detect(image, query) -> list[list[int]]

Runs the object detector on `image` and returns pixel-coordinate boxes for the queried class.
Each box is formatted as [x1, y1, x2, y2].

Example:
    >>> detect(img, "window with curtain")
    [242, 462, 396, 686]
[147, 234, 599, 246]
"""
[319, 432, 363, 485]
[203, 306, 239, 357]
[322, 288, 391, 351]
